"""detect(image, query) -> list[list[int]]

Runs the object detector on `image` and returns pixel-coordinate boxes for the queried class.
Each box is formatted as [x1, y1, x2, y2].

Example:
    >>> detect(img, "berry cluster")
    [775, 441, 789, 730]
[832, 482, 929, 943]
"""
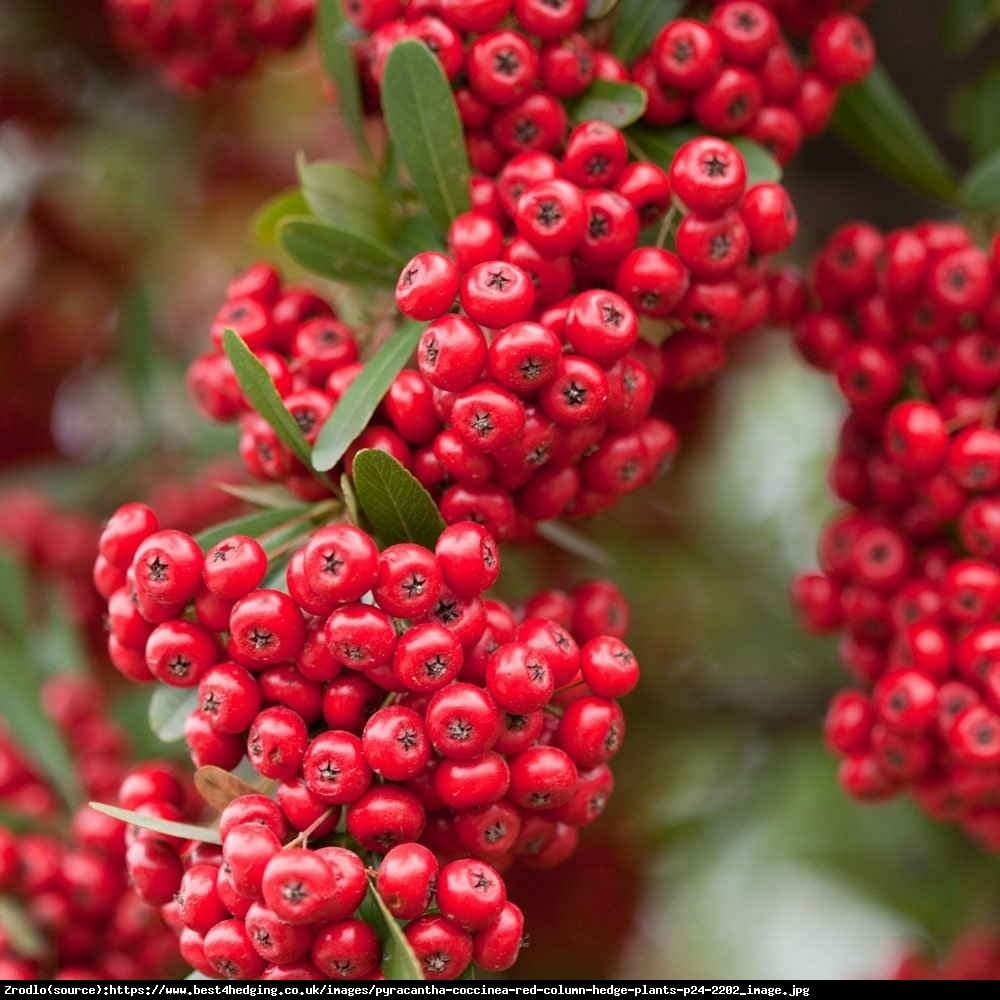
[97, 504, 636, 977]
[890, 928, 1000, 981]
[105, 0, 315, 92]
[791, 222, 1000, 851]
[348, 2, 874, 172]
[0, 677, 177, 979]
[766, 0, 872, 38]
[636, 7, 875, 165]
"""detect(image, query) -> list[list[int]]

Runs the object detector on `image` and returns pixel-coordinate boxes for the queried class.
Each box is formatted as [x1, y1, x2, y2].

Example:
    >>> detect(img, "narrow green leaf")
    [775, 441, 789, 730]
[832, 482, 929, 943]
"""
[89, 802, 222, 845]
[352, 449, 445, 549]
[0, 547, 27, 636]
[148, 686, 198, 743]
[296, 154, 393, 239]
[397, 211, 445, 257]
[536, 521, 614, 569]
[223, 328, 313, 468]
[567, 80, 648, 128]
[29, 587, 86, 676]
[958, 146, 1000, 210]
[731, 137, 782, 184]
[587, 0, 619, 17]
[214, 481, 303, 509]
[832, 65, 959, 202]
[253, 187, 310, 246]
[362, 883, 425, 980]
[280, 217, 403, 287]
[626, 123, 701, 167]
[948, 65, 1000, 162]
[341, 473, 364, 529]
[612, 0, 684, 64]
[0, 649, 80, 808]
[195, 506, 307, 551]
[317, 0, 372, 163]
[382, 40, 470, 234]
[0, 897, 47, 960]
[311, 320, 422, 472]
[942, 0, 998, 53]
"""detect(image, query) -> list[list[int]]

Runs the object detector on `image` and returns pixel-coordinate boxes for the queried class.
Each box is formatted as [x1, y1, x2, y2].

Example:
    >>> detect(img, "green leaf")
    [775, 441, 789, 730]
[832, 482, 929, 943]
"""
[29, 587, 86, 676]
[253, 187, 310, 246]
[341, 473, 364, 529]
[296, 154, 393, 239]
[382, 40, 470, 235]
[362, 883, 425, 980]
[280, 216, 403, 287]
[316, 0, 372, 163]
[567, 80, 648, 128]
[627, 123, 701, 167]
[587, 0, 619, 16]
[0, 547, 27, 636]
[959, 145, 1000, 210]
[223, 328, 314, 469]
[731, 137, 782, 184]
[397, 211, 445, 257]
[0, 648, 80, 809]
[148, 685, 198, 743]
[118, 284, 157, 434]
[942, 0, 999, 53]
[311, 320, 422, 472]
[949, 66, 1000, 162]
[832, 65, 958, 202]
[352, 449, 445, 549]
[195, 506, 307, 551]
[214, 481, 303, 509]
[536, 521, 614, 568]
[0, 896, 47, 960]
[612, 0, 684, 64]
[89, 802, 222, 845]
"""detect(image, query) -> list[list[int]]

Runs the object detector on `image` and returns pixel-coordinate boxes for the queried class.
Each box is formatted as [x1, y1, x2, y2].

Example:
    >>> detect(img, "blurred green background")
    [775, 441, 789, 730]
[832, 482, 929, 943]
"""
[1, 1, 999, 980]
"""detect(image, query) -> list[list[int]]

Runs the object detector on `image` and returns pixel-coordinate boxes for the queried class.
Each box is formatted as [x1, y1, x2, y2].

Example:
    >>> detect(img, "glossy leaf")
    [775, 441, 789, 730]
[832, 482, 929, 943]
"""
[311, 320, 422, 472]
[89, 801, 222, 845]
[352, 449, 446, 549]
[148, 685, 198, 743]
[361, 883, 425, 980]
[296, 154, 393, 239]
[316, 0, 372, 162]
[280, 216, 403, 287]
[958, 146, 1000, 210]
[627, 123, 701, 167]
[0, 648, 80, 808]
[195, 506, 307, 551]
[194, 766, 258, 812]
[0, 547, 27, 636]
[382, 40, 470, 234]
[832, 65, 958, 202]
[341, 472, 364, 529]
[732, 138, 782, 184]
[223, 328, 314, 468]
[214, 481, 303, 509]
[253, 187, 310, 246]
[567, 80, 648, 128]
[612, 0, 684, 64]
[397, 211, 446, 257]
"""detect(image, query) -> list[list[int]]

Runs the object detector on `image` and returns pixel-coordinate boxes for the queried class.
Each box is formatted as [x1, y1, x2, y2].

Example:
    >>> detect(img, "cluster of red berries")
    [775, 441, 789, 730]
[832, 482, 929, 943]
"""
[131, 780, 525, 980]
[347, 1, 874, 172]
[635, 7, 875, 165]
[791, 221, 1000, 851]
[890, 928, 1000, 981]
[98, 500, 636, 977]
[765, 0, 871, 38]
[106, 0, 315, 92]
[0, 676, 178, 979]
[0, 488, 103, 637]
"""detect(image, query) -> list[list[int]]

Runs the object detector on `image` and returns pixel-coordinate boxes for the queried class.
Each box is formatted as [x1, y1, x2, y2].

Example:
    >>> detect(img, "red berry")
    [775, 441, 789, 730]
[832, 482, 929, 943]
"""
[396, 252, 459, 321]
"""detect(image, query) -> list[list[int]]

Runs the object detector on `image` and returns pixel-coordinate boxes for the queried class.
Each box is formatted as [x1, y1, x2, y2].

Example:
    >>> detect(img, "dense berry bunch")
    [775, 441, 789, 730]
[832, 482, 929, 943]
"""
[106, 0, 315, 92]
[0, 676, 177, 979]
[348, 2, 874, 171]
[791, 221, 1000, 850]
[890, 928, 1000, 981]
[99, 504, 636, 977]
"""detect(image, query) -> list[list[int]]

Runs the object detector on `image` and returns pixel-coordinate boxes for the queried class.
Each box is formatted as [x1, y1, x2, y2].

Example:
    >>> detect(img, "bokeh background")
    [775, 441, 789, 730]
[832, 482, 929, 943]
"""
[2, 1, 999, 980]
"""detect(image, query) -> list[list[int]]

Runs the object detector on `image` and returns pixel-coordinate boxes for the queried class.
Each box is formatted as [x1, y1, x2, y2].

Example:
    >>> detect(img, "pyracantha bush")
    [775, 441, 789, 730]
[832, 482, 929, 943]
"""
[792, 221, 1000, 851]
[106, 0, 316, 91]
[0, 675, 179, 980]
